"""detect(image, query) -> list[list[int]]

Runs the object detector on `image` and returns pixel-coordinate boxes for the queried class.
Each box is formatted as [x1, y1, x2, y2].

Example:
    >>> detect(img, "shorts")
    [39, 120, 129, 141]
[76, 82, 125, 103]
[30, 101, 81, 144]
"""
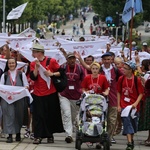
[121, 112, 139, 135]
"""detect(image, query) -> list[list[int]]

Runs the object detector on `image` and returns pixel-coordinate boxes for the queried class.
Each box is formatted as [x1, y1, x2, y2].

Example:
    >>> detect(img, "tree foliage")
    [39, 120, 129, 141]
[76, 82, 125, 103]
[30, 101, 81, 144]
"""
[0, 0, 87, 28]
[90, 0, 150, 22]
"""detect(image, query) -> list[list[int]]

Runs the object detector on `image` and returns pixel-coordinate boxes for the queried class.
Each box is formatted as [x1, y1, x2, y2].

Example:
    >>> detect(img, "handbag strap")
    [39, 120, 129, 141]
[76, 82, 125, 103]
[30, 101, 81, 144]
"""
[46, 58, 51, 66]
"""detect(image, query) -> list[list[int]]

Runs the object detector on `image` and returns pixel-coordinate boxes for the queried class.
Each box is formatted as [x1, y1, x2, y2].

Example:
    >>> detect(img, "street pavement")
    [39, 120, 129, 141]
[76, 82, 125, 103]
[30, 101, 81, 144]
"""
[0, 12, 149, 150]
[46, 11, 94, 39]
[0, 129, 149, 150]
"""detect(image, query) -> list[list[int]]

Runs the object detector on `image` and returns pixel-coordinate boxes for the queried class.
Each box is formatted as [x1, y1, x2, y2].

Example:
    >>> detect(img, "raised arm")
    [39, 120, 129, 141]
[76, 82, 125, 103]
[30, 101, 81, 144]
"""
[74, 51, 91, 71]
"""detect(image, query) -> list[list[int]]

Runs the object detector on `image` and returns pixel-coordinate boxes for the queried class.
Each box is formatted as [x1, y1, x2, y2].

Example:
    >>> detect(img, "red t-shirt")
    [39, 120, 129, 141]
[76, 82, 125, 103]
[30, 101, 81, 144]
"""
[60, 64, 85, 100]
[117, 75, 144, 111]
[81, 74, 109, 94]
[0, 55, 5, 58]
[30, 57, 60, 96]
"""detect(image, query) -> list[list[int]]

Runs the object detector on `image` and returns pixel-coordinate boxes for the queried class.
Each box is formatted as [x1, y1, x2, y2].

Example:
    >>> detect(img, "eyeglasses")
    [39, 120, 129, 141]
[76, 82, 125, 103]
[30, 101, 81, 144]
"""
[123, 67, 131, 70]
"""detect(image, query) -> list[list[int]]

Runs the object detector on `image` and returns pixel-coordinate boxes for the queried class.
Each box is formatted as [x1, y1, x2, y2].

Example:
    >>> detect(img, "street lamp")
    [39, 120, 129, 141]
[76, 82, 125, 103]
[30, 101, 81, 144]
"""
[3, 0, 6, 33]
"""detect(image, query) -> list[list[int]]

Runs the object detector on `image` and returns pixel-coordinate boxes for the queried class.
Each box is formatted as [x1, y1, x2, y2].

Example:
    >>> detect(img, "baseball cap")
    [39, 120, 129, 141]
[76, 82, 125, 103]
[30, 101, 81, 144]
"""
[31, 43, 44, 52]
[101, 52, 112, 58]
[132, 41, 136, 45]
[124, 61, 136, 70]
[143, 42, 147, 46]
[66, 52, 75, 59]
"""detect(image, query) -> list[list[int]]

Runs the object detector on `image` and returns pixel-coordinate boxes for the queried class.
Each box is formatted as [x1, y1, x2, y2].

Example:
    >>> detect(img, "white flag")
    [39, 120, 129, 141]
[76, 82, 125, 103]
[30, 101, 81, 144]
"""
[7, 2, 28, 20]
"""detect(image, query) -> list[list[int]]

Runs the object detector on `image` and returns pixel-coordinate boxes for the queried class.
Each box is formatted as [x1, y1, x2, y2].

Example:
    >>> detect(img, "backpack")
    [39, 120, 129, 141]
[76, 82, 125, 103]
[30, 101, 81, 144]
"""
[4, 71, 23, 85]
[46, 58, 68, 92]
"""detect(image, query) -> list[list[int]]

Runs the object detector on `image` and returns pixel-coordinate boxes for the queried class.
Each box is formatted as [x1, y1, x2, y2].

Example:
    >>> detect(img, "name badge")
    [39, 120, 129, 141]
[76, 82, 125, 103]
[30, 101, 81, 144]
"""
[124, 97, 130, 102]
[69, 86, 74, 90]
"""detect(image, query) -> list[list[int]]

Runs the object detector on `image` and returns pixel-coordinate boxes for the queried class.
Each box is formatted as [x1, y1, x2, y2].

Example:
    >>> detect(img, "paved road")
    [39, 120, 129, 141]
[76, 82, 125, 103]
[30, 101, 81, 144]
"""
[46, 11, 94, 39]
[0, 129, 149, 150]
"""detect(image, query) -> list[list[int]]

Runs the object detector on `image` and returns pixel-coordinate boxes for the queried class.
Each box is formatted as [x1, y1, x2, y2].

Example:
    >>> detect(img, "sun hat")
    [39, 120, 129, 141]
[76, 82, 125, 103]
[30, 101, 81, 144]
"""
[143, 42, 147, 46]
[66, 52, 75, 59]
[124, 61, 136, 70]
[31, 43, 44, 52]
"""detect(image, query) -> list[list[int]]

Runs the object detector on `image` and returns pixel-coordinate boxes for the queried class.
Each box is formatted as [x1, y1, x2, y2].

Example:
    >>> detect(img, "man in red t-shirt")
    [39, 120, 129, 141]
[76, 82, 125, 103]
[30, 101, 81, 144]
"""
[30, 42, 64, 144]
[59, 52, 85, 143]
[117, 61, 144, 150]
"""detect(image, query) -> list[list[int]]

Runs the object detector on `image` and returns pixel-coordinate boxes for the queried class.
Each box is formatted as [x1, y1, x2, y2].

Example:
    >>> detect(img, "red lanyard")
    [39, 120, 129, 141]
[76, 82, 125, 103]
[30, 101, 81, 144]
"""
[125, 75, 134, 91]
[8, 70, 17, 86]
[91, 75, 99, 87]
[67, 64, 77, 80]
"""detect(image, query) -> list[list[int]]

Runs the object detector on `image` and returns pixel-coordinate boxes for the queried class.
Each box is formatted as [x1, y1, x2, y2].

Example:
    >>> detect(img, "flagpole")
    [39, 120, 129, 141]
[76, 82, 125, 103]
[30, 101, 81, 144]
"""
[129, 6, 134, 60]
[3, 0, 6, 33]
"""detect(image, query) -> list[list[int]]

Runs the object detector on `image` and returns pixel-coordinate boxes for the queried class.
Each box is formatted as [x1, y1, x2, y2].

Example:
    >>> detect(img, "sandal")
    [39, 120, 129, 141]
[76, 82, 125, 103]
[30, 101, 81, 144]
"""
[145, 140, 150, 146]
[47, 137, 54, 143]
[33, 138, 42, 144]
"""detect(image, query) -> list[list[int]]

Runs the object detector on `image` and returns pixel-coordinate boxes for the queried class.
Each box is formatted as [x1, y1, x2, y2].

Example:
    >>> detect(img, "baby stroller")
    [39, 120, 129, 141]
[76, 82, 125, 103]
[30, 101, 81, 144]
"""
[75, 93, 110, 150]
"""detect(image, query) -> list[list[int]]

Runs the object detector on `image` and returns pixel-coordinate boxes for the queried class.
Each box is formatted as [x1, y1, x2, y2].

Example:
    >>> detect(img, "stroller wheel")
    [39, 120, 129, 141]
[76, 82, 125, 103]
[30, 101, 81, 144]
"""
[96, 143, 102, 149]
[75, 139, 81, 150]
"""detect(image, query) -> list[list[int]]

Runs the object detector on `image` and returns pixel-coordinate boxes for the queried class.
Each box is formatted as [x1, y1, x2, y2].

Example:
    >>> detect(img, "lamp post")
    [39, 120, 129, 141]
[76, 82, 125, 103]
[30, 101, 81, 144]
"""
[3, 0, 6, 33]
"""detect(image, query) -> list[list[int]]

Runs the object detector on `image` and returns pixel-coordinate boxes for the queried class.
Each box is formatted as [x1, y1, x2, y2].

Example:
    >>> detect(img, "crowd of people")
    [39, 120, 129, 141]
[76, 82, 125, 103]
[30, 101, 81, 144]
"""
[0, 26, 150, 150]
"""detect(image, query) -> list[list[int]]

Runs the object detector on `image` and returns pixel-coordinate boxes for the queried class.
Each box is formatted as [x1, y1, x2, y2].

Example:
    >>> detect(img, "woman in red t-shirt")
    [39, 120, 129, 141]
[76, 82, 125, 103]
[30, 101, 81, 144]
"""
[81, 62, 109, 96]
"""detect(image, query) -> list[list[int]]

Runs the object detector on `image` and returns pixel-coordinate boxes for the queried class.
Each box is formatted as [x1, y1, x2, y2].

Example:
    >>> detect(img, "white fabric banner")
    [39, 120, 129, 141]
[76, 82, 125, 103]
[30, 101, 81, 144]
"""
[131, 51, 150, 64]
[0, 37, 34, 50]
[61, 41, 107, 58]
[7, 2, 28, 20]
[39, 39, 58, 50]
[0, 58, 27, 71]
[19, 49, 66, 65]
[0, 84, 33, 104]
[54, 35, 74, 40]
[18, 27, 36, 37]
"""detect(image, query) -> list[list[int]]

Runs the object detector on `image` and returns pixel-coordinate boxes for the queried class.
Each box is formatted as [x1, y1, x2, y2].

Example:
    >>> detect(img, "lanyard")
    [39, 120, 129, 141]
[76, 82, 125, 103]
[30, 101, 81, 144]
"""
[125, 75, 134, 92]
[91, 75, 100, 92]
[67, 64, 77, 80]
[8, 70, 17, 86]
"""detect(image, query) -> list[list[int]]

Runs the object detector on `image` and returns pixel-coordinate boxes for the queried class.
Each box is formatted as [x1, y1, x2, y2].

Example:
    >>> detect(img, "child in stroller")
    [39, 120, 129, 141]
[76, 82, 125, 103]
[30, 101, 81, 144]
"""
[75, 93, 110, 150]
[81, 93, 107, 136]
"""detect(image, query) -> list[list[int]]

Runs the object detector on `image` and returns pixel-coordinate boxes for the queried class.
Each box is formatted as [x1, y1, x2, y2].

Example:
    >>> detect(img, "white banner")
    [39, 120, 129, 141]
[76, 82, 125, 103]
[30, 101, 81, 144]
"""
[18, 27, 36, 37]
[61, 41, 107, 58]
[0, 84, 33, 104]
[39, 39, 58, 50]
[54, 35, 74, 40]
[7, 2, 28, 20]
[0, 58, 27, 71]
[0, 37, 34, 50]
